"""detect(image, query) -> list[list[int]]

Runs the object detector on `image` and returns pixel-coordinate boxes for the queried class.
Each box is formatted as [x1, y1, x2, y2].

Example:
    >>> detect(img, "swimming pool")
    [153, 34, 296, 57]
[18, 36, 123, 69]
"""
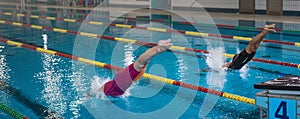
[0, 6, 299, 118]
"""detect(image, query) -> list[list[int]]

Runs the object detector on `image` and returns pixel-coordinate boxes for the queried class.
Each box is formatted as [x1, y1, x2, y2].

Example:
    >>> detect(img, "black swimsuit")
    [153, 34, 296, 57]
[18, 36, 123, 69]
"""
[228, 49, 256, 70]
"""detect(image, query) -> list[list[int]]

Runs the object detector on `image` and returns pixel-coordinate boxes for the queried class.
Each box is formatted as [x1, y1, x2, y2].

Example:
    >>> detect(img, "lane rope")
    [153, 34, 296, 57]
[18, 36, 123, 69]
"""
[0, 37, 255, 105]
[3, 10, 299, 52]
[0, 102, 28, 119]
[1, 11, 300, 48]
[0, 19, 299, 69]
[1, 6, 300, 35]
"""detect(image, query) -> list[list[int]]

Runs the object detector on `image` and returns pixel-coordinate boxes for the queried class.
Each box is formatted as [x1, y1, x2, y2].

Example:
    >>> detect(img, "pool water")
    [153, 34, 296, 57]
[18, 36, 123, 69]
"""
[0, 7, 299, 118]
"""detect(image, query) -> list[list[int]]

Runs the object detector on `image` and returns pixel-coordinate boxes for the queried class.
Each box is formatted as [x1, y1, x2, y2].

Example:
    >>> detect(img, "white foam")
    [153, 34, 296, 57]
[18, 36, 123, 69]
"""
[90, 76, 110, 100]
[121, 86, 131, 98]
[42, 33, 48, 49]
[200, 47, 227, 117]
[206, 71, 226, 89]
[239, 64, 249, 80]
[205, 47, 227, 88]
[206, 47, 226, 71]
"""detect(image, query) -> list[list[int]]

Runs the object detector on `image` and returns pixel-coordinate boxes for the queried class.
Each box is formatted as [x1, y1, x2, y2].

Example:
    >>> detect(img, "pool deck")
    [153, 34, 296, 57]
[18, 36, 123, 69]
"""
[0, 1, 300, 24]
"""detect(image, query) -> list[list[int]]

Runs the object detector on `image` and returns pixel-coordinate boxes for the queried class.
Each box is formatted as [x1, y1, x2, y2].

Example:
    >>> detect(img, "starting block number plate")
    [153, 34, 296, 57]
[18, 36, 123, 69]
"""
[269, 98, 296, 119]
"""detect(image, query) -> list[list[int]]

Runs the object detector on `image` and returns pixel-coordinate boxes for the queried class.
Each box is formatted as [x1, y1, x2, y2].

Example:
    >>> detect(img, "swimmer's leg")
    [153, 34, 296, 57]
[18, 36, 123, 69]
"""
[245, 24, 276, 53]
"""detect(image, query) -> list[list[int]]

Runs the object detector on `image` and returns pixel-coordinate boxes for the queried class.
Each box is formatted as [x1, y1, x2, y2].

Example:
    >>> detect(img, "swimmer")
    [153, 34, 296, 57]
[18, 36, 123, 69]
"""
[90, 39, 172, 96]
[223, 24, 276, 70]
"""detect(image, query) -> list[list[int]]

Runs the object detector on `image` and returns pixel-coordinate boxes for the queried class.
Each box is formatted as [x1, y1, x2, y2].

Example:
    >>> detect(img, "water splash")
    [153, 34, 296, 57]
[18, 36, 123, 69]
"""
[68, 64, 90, 119]
[199, 47, 227, 118]
[239, 65, 249, 80]
[0, 45, 10, 81]
[123, 44, 134, 67]
[206, 47, 226, 71]
[207, 47, 228, 87]
[90, 76, 107, 99]
[34, 33, 67, 116]
[0, 45, 11, 104]
[42, 33, 48, 49]
[205, 47, 227, 88]
[177, 54, 188, 82]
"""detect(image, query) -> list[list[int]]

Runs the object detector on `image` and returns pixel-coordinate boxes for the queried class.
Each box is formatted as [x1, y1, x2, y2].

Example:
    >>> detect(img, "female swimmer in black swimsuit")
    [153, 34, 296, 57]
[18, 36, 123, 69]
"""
[223, 24, 276, 70]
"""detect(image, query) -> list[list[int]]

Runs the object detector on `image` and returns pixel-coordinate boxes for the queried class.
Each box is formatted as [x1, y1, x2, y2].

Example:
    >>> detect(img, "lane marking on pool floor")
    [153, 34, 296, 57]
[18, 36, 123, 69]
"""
[0, 37, 255, 105]
[2, 6, 300, 35]
[0, 11, 300, 47]
[0, 19, 299, 69]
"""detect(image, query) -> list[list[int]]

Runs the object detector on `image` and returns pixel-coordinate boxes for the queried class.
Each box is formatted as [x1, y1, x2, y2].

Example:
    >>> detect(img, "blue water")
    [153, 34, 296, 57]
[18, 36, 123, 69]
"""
[0, 7, 299, 118]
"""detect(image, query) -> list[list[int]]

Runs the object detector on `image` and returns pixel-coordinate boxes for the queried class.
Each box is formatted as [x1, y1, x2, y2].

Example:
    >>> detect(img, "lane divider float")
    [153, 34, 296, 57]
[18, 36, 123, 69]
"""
[0, 37, 255, 105]
[1, 11, 300, 47]
[1, 6, 300, 35]
[0, 19, 299, 69]
[0, 102, 28, 119]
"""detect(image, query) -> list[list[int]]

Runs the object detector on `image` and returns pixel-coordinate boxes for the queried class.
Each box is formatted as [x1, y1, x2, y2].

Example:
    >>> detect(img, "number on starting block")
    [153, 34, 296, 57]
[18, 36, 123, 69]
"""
[269, 98, 296, 119]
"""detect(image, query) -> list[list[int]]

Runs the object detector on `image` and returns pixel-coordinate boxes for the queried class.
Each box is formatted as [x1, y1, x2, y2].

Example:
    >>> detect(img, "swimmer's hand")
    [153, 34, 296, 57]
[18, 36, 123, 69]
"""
[158, 39, 172, 52]
[263, 24, 276, 34]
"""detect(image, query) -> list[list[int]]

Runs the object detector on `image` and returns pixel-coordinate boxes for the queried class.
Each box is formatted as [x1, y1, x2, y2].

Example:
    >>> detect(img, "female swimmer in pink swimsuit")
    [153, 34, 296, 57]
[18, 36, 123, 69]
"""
[96, 39, 172, 96]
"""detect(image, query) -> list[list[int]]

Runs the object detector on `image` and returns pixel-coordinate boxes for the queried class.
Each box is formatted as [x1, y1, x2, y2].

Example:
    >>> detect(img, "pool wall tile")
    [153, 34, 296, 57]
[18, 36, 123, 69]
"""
[256, 96, 268, 108]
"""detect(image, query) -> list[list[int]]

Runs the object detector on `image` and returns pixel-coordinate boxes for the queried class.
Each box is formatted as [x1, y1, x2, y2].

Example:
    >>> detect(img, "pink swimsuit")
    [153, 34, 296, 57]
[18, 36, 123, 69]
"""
[103, 63, 141, 96]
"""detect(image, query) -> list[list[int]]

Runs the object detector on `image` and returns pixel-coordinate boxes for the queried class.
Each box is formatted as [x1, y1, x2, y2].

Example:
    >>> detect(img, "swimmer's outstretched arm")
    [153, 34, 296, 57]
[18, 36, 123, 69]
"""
[245, 24, 276, 53]
[133, 39, 172, 71]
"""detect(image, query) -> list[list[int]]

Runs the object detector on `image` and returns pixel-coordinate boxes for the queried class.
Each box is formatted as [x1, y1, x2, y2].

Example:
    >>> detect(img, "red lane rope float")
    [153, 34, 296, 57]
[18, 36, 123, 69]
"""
[0, 19, 299, 69]
[0, 37, 255, 105]
[1, 11, 300, 47]
[1, 6, 299, 35]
